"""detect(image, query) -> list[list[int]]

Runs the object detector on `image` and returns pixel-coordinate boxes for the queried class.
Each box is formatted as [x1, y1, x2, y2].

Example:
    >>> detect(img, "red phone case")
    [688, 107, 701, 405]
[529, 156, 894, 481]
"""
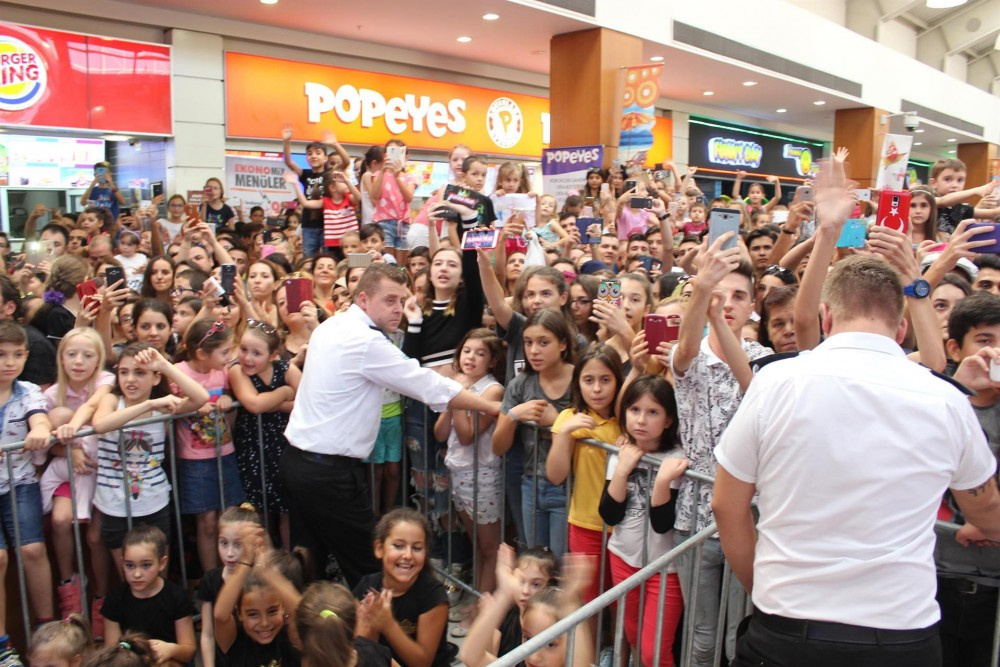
[876, 190, 911, 235]
[77, 280, 99, 311]
[644, 314, 668, 352]
[284, 278, 313, 313]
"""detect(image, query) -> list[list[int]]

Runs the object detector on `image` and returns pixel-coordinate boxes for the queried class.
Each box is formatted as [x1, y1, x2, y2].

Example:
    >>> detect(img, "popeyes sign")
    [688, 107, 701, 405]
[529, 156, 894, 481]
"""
[225, 52, 550, 156]
[0, 21, 172, 134]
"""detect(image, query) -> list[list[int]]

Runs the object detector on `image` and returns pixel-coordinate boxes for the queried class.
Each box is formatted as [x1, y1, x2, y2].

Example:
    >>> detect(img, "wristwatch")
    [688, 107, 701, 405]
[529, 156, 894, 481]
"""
[903, 278, 931, 299]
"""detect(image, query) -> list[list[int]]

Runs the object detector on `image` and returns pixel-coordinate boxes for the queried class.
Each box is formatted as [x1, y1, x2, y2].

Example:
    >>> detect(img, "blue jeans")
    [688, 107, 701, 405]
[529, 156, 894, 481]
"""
[302, 227, 323, 258]
[521, 476, 567, 558]
[673, 531, 745, 666]
[404, 400, 449, 524]
[377, 220, 410, 249]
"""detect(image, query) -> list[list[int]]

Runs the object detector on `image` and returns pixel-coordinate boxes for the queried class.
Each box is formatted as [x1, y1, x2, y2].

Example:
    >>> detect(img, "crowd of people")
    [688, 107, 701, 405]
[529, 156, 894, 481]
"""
[0, 130, 999, 667]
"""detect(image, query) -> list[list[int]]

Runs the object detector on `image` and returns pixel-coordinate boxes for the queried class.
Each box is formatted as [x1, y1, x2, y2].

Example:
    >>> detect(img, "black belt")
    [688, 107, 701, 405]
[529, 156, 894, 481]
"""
[293, 448, 364, 467]
[754, 610, 938, 645]
[938, 576, 999, 595]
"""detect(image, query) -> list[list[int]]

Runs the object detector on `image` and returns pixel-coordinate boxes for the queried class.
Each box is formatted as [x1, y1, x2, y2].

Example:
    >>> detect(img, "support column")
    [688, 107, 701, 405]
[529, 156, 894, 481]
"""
[833, 107, 889, 189]
[166, 29, 226, 197]
[550, 28, 644, 167]
[957, 142, 999, 200]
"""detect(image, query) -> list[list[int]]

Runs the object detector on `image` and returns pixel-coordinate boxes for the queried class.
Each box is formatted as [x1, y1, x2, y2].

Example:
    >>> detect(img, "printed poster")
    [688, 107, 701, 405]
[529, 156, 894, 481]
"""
[541, 145, 603, 209]
[618, 65, 663, 167]
[875, 134, 913, 191]
[224, 155, 295, 219]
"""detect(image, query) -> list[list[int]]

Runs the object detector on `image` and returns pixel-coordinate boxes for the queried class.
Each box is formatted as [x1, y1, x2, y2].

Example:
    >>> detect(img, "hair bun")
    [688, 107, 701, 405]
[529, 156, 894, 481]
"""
[239, 502, 256, 512]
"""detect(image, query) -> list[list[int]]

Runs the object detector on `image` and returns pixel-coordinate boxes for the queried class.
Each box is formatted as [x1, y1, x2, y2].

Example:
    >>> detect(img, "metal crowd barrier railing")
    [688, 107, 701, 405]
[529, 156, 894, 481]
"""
[3, 402, 998, 666]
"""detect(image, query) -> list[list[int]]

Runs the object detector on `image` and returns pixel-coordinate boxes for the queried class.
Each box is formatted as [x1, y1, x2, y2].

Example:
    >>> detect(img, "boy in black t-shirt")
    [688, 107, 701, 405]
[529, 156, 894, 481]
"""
[930, 158, 998, 237]
[282, 127, 351, 258]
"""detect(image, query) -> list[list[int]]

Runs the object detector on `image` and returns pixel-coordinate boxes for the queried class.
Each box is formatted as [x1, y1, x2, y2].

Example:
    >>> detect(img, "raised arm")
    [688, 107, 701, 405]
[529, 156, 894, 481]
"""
[764, 176, 781, 212]
[732, 170, 746, 200]
[282, 127, 303, 175]
[477, 249, 514, 330]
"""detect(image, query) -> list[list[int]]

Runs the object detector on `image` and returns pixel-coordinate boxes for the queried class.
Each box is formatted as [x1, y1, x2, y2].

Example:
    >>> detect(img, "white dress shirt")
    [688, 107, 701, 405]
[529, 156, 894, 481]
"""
[285, 304, 462, 457]
[715, 332, 996, 630]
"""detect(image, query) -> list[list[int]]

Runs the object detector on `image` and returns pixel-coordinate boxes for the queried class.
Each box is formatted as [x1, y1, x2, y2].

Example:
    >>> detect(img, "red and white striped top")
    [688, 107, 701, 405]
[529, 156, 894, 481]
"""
[323, 195, 358, 246]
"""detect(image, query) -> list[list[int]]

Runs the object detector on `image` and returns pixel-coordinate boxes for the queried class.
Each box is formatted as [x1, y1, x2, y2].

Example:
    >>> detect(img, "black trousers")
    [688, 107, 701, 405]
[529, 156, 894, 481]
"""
[731, 611, 942, 667]
[279, 446, 380, 589]
[936, 576, 999, 667]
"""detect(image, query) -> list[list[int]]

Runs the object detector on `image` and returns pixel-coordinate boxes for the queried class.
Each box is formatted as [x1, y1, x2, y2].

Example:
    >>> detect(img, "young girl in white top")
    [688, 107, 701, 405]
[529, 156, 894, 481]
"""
[433, 328, 504, 592]
[42, 328, 116, 619]
[598, 375, 688, 667]
[92, 343, 210, 574]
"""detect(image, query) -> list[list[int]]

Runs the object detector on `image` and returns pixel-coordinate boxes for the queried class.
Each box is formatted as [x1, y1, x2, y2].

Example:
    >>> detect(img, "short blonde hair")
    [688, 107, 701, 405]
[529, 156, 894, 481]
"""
[821, 256, 903, 329]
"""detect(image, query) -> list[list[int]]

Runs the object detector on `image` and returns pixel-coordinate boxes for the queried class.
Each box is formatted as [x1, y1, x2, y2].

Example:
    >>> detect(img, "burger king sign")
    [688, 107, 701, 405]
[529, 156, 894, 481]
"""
[0, 36, 46, 111]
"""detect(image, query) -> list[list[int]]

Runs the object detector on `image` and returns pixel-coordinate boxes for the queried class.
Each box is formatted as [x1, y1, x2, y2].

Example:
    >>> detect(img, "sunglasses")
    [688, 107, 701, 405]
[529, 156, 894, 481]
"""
[763, 265, 796, 282]
[197, 320, 226, 348]
[246, 318, 277, 336]
[170, 287, 197, 298]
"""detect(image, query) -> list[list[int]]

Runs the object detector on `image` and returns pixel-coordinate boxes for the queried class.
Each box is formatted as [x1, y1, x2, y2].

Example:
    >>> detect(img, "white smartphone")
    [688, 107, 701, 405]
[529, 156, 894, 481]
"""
[991, 359, 1000, 383]
[708, 209, 741, 251]
[386, 145, 406, 165]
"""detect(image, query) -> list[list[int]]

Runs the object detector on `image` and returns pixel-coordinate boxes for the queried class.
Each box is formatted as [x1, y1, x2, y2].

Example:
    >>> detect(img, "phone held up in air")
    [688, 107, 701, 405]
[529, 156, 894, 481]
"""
[708, 209, 741, 251]
[876, 190, 911, 236]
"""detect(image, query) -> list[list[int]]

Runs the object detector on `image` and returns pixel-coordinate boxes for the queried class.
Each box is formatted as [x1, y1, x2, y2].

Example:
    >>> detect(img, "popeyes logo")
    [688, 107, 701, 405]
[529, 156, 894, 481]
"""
[305, 82, 468, 139]
[0, 36, 46, 111]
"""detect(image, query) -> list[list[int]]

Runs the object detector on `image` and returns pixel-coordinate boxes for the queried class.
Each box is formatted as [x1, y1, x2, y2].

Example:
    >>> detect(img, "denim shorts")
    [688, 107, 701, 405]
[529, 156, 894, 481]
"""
[178, 453, 245, 514]
[0, 482, 45, 549]
[377, 220, 410, 250]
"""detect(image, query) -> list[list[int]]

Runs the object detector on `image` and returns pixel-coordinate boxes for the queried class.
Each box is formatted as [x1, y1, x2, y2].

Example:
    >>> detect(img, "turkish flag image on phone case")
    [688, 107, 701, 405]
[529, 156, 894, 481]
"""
[876, 190, 911, 235]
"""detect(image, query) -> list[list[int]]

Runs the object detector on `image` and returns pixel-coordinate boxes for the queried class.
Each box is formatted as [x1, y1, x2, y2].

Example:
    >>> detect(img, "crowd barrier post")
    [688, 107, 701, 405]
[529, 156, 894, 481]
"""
[214, 410, 225, 512]
[64, 443, 89, 621]
[166, 420, 188, 590]
[5, 455, 32, 647]
[472, 410, 480, 591]
[256, 413, 270, 533]
[118, 430, 132, 528]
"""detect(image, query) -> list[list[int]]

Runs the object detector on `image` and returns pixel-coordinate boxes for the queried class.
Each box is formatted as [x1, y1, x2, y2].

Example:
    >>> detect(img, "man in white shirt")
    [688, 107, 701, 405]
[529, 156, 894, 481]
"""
[281, 264, 501, 586]
[713, 193, 1000, 664]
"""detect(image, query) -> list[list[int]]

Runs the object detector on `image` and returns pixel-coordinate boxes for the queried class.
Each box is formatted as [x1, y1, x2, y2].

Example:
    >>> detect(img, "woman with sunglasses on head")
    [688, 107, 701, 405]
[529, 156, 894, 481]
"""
[754, 264, 798, 314]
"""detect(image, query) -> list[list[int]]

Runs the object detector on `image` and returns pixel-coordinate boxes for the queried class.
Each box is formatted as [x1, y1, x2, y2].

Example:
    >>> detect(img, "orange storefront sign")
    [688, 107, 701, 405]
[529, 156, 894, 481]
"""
[226, 52, 550, 157]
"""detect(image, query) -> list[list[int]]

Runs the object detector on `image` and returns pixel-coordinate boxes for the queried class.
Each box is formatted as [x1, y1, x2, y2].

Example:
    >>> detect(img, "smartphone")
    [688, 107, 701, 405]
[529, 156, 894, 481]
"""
[120, 206, 132, 217]
[625, 179, 637, 191]
[967, 222, 1000, 254]
[631, 197, 653, 209]
[876, 189, 911, 235]
[76, 280, 99, 311]
[184, 203, 199, 220]
[796, 185, 814, 202]
[708, 209, 741, 250]
[461, 229, 499, 251]
[25, 242, 46, 266]
[597, 278, 622, 308]
[151, 181, 163, 198]
[836, 219, 868, 249]
[262, 229, 274, 244]
[600, 183, 610, 197]
[853, 188, 872, 202]
[104, 266, 125, 289]
[220, 264, 237, 295]
[386, 144, 406, 164]
[637, 255, 657, 273]
[95, 167, 107, 181]
[644, 314, 671, 352]
[576, 217, 602, 244]
[991, 358, 1000, 383]
[348, 253, 374, 269]
[284, 277, 313, 314]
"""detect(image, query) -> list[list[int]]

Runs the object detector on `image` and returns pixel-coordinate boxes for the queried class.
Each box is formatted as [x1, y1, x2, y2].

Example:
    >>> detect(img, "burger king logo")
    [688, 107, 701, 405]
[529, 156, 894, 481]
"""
[0, 36, 46, 112]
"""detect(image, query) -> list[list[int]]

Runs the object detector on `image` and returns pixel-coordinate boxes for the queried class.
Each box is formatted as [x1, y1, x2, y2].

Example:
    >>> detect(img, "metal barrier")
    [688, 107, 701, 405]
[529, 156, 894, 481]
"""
[3, 403, 999, 666]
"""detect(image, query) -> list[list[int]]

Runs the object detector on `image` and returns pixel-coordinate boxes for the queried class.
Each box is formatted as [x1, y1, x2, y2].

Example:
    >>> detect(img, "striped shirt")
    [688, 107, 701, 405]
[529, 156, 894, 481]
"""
[323, 195, 358, 247]
[94, 398, 170, 517]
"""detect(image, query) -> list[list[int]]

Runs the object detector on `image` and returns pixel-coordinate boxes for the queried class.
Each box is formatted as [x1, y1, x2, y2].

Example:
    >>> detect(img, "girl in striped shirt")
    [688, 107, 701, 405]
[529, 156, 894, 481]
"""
[286, 169, 361, 260]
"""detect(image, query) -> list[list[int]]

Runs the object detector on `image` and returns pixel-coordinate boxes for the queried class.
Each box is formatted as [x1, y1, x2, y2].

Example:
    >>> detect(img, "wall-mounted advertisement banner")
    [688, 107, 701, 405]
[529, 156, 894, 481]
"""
[617, 64, 662, 167]
[0, 21, 172, 134]
[0, 134, 105, 187]
[688, 118, 825, 182]
[224, 155, 294, 219]
[541, 145, 603, 207]
[225, 52, 550, 157]
[875, 134, 913, 191]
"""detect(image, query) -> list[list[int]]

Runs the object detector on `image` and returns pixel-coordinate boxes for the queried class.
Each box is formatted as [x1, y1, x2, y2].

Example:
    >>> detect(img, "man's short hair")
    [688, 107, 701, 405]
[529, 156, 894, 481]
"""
[40, 224, 69, 245]
[0, 320, 27, 348]
[974, 254, 1000, 272]
[0, 275, 22, 321]
[746, 228, 777, 246]
[360, 223, 385, 242]
[176, 268, 209, 292]
[948, 292, 1000, 345]
[821, 256, 903, 328]
[356, 264, 408, 298]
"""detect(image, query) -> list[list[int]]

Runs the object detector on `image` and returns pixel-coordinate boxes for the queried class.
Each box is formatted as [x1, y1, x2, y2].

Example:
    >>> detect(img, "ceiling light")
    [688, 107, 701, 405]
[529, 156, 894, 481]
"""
[949, 149, 957, 154]
[702, 90, 714, 96]
[914, 142, 923, 146]
[776, 108, 787, 113]
[743, 81, 757, 87]
[925, 0, 966, 8]
[101, 134, 131, 141]
[482, 12, 499, 20]
[260, 0, 277, 4]
[813, 100, 826, 106]
[947, 138, 957, 142]
[650, 56, 664, 62]
[914, 128, 925, 133]
[457, 36, 472, 43]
